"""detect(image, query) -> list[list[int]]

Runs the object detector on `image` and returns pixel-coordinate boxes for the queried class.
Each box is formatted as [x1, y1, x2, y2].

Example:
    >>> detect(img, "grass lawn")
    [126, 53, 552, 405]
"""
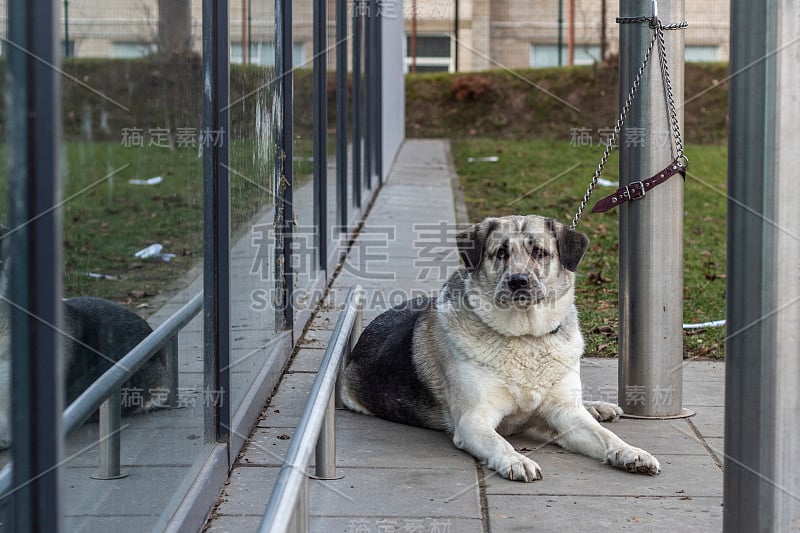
[0, 140, 289, 309]
[451, 138, 727, 359]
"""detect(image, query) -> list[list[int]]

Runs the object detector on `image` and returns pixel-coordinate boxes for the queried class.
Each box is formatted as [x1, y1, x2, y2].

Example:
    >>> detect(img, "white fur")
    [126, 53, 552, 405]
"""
[432, 216, 659, 480]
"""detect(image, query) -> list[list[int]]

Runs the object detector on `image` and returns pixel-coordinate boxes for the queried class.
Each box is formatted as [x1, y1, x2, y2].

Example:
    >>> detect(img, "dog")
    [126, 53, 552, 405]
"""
[340, 214, 660, 481]
[0, 225, 170, 450]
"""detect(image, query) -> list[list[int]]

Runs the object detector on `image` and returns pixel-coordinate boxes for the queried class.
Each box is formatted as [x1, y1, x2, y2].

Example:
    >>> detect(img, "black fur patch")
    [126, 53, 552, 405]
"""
[345, 296, 444, 429]
[456, 219, 499, 271]
[557, 227, 590, 272]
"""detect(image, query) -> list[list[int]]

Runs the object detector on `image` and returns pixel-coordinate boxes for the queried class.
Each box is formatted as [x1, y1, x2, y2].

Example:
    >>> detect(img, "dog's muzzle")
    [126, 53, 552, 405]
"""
[504, 273, 546, 304]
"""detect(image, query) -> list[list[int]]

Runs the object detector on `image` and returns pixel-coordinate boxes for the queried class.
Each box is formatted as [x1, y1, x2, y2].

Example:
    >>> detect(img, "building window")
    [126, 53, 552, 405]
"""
[111, 42, 156, 58]
[231, 42, 306, 68]
[685, 45, 720, 62]
[404, 34, 454, 73]
[529, 44, 601, 68]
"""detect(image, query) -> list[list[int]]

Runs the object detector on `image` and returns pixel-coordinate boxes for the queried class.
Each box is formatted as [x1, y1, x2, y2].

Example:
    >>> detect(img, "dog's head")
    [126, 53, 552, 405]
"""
[456, 215, 589, 309]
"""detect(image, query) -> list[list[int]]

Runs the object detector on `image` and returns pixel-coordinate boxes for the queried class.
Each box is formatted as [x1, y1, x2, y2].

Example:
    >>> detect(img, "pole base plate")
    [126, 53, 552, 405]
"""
[90, 471, 129, 480]
[620, 408, 695, 420]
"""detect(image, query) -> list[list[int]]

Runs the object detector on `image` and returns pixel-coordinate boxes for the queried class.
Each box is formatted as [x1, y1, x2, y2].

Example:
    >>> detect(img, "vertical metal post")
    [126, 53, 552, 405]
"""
[63, 0, 70, 57]
[617, 0, 685, 418]
[313, 0, 328, 271]
[164, 336, 180, 408]
[725, 1, 800, 531]
[202, 0, 231, 442]
[275, 0, 295, 331]
[242, 0, 250, 64]
[557, 0, 563, 66]
[91, 389, 128, 480]
[288, 475, 309, 533]
[373, 0, 383, 184]
[336, 0, 349, 227]
[363, 4, 373, 191]
[7, 0, 64, 529]
[351, 3, 363, 208]
[314, 394, 338, 479]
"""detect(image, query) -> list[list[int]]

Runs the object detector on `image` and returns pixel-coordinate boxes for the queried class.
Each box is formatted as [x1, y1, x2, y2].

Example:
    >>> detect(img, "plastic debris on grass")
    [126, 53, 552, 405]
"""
[467, 156, 499, 163]
[134, 243, 177, 262]
[129, 176, 163, 185]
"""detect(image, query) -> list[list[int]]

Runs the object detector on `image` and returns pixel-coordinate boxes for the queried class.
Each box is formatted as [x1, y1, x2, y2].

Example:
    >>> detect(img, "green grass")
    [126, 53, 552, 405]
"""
[0, 140, 281, 307]
[451, 138, 727, 359]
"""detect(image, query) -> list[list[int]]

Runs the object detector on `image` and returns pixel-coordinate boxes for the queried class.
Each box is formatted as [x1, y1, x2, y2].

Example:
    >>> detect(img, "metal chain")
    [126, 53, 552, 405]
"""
[571, 31, 657, 229]
[654, 22, 685, 162]
[572, 16, 687, 228]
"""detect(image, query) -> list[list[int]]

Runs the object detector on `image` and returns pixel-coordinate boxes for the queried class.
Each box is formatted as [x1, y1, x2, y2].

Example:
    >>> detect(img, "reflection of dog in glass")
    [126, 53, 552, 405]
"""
[0, 225, 170, 450]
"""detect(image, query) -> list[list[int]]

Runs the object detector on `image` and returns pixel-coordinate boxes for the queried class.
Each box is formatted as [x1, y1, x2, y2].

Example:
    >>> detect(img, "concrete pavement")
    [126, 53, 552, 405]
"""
[205, 139, 725, 532]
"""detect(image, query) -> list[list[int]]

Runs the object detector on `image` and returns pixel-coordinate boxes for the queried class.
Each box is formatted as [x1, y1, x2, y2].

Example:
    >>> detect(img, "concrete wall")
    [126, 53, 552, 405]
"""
[382, 4, 406, 179]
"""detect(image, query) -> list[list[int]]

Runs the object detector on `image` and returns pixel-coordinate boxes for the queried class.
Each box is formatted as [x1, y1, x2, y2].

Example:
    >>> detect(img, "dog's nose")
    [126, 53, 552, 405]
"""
[508, 274, 530, 291]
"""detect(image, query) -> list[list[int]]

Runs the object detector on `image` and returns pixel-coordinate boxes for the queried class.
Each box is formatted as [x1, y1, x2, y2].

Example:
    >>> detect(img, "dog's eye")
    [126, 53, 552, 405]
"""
[533, 247, 549, 259]
[496, 249, 507, 260]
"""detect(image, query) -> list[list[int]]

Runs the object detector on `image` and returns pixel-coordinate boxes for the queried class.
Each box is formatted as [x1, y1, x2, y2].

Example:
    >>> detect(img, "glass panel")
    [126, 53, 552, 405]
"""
[685, 45, 720, 62]
[291, 0, 319, 312]
[529, 44, 601, 67]
[228, 1, 282, 417]
[405, 34, 451, 58]
[0, 1, 9, 521]
[327, 0, 340, 262]
[32, 1, 210, 530]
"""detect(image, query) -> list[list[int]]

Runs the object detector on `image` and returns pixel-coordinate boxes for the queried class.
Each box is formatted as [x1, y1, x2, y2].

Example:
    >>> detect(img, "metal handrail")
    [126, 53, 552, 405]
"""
[0, 291, 204, 496]
[259, 285, 365, 533]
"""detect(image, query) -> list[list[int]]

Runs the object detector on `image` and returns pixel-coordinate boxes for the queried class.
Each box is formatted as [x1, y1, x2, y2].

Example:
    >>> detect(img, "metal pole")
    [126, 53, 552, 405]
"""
[600, 0, 606, 62]
[242, 0, 249, 64]
[336, 0, 348, 228]
[91, 388, 128, 480]
[617, 0, 685, 418]
[557, 0, 563, 66]
[453, 0, 459, 71]
[63, 0, 70, 57]
[725, 1, 800, 531]
[165, 336, 180, 408]
[202, 0, 231, 442]
[7, 0, 64, 529]
[314, 394, 337, 479]
[351, 3, 363, 205]
[287, 475, 309, 533]
[567, 0, 574, 65]
[410, 0, 417, 73]
[313, 0, 328, 271]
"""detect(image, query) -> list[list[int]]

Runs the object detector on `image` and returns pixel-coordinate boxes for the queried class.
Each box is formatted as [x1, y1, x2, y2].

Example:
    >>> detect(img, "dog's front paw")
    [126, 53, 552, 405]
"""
[489, 452, 542, 482]
[606, 446, 661, 475]
[584, 401, 623, 422]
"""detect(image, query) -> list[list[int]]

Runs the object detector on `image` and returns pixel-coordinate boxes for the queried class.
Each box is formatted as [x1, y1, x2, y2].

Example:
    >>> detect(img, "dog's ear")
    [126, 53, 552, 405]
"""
[456, 218, 499, 271]
[556, 226, 590, 272]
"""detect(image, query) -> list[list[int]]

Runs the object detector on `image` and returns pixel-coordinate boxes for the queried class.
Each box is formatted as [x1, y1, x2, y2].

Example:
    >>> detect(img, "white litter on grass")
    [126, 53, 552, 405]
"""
[597, 178, 619, 187]
[129, 176, 163, 185]
[85, 272, 118, 280]
[683, 319, 726, 330]
[134, 243, 177, 262]
[467, 156, 499, 163]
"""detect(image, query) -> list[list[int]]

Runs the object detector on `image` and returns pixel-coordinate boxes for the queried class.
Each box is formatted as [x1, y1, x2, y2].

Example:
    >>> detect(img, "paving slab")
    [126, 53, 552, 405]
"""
[205, 139, 727, 533]
[488, 495, 723, 532]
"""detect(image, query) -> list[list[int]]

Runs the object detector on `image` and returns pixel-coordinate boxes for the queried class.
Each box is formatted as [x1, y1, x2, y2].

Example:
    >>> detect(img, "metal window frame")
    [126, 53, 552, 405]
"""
[351, 2, 363, 209]
[335, 0, 349, 228]
[275, 0, 294, 330]
[6, 0, 64, 530]
[313, 0, 328, 272]
[202, 0, 232, 444]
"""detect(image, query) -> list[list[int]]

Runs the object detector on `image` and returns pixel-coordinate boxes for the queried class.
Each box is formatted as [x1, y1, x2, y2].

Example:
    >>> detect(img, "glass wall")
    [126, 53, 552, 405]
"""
[0, 0, 385, 528]
[55, 1, 207, 531]
[228, 0, 283, 422]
